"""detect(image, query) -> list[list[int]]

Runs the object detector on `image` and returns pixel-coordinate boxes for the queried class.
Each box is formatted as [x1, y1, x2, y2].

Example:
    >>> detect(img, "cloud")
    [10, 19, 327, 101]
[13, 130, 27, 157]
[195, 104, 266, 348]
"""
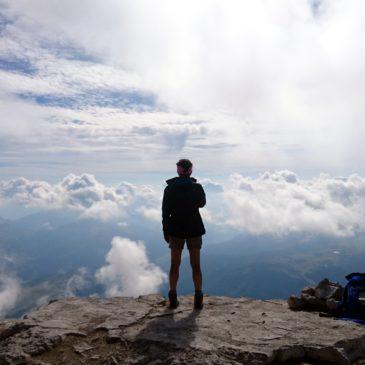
[222, 170, 365, 236]
[137, 206, 161, 222]
[200, 178, 224, 193]
[0, 173, 160, 222]
[36, 294, 51, 307]
[2, 171, 365, 237]
[1, 1, 365, 176]
[64, 267, 92, 297]
[0, 4, 222, 171]
[80, 200, 122, 222]
[0, 93, 219, 174]
[0, 177, 58, 208]
[0, 273, 21, 317]
[95, 236, 167, 297]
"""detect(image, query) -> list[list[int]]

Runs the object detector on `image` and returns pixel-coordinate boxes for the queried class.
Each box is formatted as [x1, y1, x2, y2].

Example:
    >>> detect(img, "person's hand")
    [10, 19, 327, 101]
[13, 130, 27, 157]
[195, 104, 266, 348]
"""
[163, 232, 170, 243]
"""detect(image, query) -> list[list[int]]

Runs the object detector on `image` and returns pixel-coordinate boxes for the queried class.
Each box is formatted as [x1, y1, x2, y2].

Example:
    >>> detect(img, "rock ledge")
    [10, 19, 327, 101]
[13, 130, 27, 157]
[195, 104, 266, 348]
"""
[1, 294, 365, 364]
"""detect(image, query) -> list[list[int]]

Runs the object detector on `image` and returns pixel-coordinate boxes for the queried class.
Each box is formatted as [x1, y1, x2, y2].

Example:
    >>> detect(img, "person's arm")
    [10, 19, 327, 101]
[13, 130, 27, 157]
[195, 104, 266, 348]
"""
[194, 184, 206, 208]
[162, 186, 170, 242]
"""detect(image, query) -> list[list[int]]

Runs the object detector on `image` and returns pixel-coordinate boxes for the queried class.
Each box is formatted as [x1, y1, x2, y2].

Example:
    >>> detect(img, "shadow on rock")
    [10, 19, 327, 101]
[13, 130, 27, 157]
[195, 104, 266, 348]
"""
[133, 306, 201, 361]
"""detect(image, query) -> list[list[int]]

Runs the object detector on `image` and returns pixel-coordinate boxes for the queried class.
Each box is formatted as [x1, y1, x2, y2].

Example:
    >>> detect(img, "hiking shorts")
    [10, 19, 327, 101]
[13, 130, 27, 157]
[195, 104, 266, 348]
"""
[168, 236, 202, 250]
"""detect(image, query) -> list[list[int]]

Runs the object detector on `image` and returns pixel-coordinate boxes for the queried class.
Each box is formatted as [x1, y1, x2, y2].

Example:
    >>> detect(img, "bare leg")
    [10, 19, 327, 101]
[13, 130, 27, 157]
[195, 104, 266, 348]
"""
[169, 248, 182, 291]
[189, 248, 202, 291]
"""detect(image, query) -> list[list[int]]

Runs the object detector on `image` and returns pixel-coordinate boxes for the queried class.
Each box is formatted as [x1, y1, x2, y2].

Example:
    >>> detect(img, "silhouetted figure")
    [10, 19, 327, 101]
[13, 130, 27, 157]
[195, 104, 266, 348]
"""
[162, 159, 206, 309]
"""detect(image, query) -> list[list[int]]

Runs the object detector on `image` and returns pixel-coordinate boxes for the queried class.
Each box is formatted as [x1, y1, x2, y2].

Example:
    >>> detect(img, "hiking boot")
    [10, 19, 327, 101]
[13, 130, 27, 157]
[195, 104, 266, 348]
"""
[168, 290, 179, 309]
[194, 290, 204, 310]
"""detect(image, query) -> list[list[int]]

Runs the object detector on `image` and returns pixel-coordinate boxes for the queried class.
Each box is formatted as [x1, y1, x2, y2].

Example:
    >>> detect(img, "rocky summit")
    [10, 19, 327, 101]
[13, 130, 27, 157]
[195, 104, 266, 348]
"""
[1, 294, 365, 365]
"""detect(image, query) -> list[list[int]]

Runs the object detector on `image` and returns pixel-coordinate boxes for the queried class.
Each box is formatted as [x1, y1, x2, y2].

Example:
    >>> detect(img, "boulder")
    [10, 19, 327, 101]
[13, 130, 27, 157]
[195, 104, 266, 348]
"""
[287, 295, 305, 310]
[289, 279, 345, 313]
[315, 278, 343, 301]
[301, 293, 328, 311]
[301, 286, 316, 296]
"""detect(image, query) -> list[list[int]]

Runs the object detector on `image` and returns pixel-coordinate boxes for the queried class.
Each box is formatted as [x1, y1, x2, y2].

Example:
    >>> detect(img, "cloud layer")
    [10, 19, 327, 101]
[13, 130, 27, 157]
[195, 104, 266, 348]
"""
[222, 170, 365, 236]
[95, 236, 167, 297]
[0, 173, 158, 221]
[1, 171, 365, 237]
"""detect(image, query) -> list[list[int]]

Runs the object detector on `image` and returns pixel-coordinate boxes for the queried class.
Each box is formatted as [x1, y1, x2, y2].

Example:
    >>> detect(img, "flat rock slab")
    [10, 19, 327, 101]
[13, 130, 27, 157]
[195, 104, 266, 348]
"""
[1, 294, 365, 364]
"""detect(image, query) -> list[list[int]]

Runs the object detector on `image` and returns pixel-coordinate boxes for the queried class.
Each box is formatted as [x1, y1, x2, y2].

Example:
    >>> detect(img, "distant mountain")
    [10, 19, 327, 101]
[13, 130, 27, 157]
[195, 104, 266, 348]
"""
[174, 232, 365, 299]
[12, 210, 80, 231]
[2, 211, 365, 318]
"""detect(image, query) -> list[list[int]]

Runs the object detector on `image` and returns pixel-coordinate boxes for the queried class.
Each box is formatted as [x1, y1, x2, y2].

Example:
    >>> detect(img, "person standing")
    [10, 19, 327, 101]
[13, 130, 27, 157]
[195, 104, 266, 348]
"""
[162, 159, 206, 309]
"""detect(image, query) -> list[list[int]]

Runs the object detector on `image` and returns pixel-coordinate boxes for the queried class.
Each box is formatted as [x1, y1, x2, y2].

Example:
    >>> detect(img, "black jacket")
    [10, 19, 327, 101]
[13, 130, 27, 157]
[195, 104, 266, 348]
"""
[162, 176, 206, 238]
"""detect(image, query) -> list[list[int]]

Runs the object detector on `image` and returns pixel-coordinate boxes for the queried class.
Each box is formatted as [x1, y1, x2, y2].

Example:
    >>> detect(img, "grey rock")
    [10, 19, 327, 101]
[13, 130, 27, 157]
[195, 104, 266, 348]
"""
[290, 279, 344, 313]
[287, 295, 305, 310]
[72, 341, 94, 354]
[301, 286, 316, 296]
[1, 295, 365, 364]
[301, 293, 328, 311]
[105, 329, 122, 344]
[315, 278, 343, 301]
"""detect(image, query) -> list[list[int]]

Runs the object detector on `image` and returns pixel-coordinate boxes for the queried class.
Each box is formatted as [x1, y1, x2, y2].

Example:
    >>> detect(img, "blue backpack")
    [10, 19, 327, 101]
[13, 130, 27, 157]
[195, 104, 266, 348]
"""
[340, 273, 365, 321]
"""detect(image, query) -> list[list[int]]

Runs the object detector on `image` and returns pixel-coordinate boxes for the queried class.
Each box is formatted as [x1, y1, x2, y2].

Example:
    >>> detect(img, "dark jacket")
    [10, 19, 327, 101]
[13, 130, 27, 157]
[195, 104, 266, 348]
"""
[162, 176, 206, 238]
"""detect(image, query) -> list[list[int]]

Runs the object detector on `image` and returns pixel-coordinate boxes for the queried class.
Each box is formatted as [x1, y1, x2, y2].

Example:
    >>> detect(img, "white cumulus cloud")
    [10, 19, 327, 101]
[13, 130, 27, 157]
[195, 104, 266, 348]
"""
[0, 273, 21, 317]
[95, 236, 167, 297]
[0, 173, 160, 222]
[222, 170, 365, 236]
[2, 171, 365, 237]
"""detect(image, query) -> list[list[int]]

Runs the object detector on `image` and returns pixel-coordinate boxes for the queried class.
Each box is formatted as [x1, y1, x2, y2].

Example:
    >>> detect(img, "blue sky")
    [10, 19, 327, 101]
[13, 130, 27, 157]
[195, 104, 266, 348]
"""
[0, 0, 365, 184]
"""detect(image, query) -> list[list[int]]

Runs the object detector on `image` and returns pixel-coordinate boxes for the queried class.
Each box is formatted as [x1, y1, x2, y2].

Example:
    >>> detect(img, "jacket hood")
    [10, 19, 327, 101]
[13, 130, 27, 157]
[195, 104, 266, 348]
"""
[166, 176, 197, 185]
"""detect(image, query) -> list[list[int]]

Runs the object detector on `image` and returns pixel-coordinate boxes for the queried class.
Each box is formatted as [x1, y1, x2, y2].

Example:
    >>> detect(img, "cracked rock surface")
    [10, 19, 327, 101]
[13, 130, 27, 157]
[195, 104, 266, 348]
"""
[1, 294, 365, 364]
